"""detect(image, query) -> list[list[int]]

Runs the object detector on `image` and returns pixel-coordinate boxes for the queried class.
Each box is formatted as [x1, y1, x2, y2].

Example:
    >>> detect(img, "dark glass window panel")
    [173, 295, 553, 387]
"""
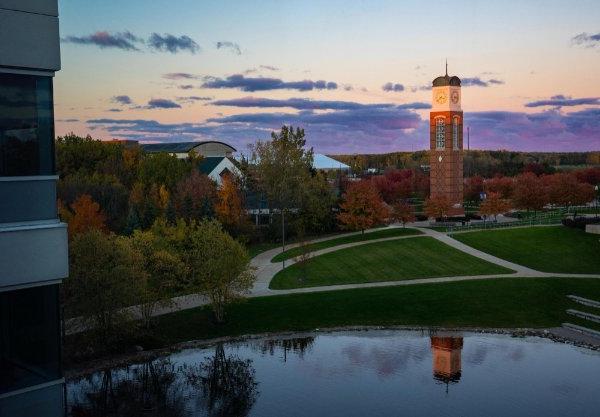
[0, 73, 55, 176]
[0, 284, 62, 394]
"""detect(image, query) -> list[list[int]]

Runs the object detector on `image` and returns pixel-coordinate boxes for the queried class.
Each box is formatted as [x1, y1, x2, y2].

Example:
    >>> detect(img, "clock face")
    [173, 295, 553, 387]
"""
[435, 91, 447, 104]
[451, 90, 460, 104]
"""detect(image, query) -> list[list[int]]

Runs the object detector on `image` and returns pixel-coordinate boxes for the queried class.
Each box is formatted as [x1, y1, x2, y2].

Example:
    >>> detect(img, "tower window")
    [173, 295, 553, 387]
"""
[453, 116, 459, 149]
[435, 117, 445, 149]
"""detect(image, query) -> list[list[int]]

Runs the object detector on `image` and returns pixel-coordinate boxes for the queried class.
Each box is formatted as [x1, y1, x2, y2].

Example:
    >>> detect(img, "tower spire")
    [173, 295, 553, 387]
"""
[445, 59, 448, 76]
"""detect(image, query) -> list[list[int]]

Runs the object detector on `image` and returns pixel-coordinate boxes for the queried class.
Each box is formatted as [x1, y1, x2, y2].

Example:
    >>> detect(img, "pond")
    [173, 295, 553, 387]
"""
[67, 330, 600, 417]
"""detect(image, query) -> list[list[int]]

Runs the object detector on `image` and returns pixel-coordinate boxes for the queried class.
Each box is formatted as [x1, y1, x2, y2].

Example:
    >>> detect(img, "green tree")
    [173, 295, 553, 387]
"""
[137, 152, 193, 191]
[65, 230, 145, 347]
[250, 126, 314, 250]
[180, 220, 255, 323]
[130, 227, 188, 328]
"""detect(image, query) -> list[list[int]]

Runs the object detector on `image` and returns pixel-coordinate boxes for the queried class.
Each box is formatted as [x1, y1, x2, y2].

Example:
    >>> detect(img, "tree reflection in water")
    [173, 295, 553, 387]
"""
[256, 336, 315, 362]
[69, 345, 258, 417]
[183, 343, 259, 417]
[69, 359, 186, 417]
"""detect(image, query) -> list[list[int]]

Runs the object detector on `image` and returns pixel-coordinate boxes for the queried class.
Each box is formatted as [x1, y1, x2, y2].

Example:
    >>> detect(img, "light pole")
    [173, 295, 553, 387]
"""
[595, 185, 599, 218]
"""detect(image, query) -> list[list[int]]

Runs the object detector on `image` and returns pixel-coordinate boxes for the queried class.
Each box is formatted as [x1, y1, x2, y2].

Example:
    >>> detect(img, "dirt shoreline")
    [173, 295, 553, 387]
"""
[65, 325, 599, 380]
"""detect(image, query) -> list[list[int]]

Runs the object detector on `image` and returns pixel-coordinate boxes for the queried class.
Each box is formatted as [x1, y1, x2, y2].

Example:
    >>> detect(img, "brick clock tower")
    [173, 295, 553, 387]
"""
[429, 65, 464, 216]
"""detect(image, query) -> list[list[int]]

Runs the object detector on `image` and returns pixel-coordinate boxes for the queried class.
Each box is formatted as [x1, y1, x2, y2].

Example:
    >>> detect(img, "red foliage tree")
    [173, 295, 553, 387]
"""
[173, 171, 217, 220]
[574, 167, 600, 187]
[391, 201, 416, 227]
[464, 175, 484, 203]
[337, 181, 389, 233]
[512, 172, 546, 214]
[544, 173, 595, 214]
[484, 175, 514, 199]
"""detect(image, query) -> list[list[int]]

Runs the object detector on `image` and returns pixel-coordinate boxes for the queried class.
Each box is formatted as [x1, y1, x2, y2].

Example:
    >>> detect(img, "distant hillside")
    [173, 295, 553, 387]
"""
[332, 151, 600, 178]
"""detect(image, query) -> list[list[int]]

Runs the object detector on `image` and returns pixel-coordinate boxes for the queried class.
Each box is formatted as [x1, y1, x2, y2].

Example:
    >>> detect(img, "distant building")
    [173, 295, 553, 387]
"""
[140, 141, 241, 186]
[313, 154, 351, 172]
[0, 1, 67, 416]
[198, 156, 242, 186]
[141, 141, 236, 159]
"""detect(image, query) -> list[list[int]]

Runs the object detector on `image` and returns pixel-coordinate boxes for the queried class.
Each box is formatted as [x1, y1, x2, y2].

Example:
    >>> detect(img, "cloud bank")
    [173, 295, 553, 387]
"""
[62, 31, 199, 54]
[202, 74, 338, 92]
[87, 105, 600, 153]
[525, 95, 600, 108]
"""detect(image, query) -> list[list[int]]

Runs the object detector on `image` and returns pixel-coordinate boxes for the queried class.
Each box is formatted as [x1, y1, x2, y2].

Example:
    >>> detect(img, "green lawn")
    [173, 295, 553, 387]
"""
[452, 226, 600, 274]
[271, 227, 422, 263]
[270, 237, 513, 289]
[155, 278, 600, 346]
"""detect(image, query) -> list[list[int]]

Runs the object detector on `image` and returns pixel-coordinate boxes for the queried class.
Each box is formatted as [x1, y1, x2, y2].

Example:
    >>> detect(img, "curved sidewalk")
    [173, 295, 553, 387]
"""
[157, 225, 600, 318]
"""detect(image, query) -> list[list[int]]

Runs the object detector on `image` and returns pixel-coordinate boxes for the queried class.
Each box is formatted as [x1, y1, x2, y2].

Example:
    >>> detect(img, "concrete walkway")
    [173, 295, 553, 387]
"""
[150, 225, 600, 318]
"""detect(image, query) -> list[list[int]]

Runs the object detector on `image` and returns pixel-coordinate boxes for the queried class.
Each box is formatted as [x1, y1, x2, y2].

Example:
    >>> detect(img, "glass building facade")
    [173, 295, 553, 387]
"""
[0, 1, 66, 416]
[0, 285, 62, 395]
[0, 73, 55, 177]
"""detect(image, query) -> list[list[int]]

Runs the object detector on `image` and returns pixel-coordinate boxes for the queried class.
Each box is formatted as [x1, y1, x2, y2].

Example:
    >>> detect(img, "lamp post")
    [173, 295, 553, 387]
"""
[595, 185, 599, 218]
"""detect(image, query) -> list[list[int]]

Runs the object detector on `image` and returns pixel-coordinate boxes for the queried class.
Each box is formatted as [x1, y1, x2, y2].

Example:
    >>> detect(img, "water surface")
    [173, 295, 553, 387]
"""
[67, 330, 600, 417]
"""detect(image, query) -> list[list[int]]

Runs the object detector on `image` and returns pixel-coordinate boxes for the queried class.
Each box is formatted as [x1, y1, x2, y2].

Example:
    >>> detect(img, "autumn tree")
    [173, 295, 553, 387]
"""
[479, 192, 512, 221]
[66, 194, 108, 239]
[215, 175, 247, 236]
[484, 176, 514, 199]
[424, 195, 453, 220]
[173, 171, 217, 221]
[391, 201, 416, 227]
[512, 172, 546, 216]
[338, 181, 389, 233]
[464, 175, 484, 204]
[544, 173, 595, 217]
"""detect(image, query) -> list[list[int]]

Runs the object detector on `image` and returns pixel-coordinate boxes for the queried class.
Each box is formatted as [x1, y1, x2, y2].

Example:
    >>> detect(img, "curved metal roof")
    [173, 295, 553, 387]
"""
[141, 141, 237, 153]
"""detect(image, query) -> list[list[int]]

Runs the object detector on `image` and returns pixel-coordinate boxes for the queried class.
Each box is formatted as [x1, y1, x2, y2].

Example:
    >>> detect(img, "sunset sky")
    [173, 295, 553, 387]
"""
[55, 0, 600, 155]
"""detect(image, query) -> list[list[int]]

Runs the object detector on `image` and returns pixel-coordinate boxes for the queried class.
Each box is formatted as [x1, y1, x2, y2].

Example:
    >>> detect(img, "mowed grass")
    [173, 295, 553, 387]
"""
[271, 227, 422, 263]
[155, 278, 600, 345]
[269, 236, 513, 289]
[452, 226, 600, 274]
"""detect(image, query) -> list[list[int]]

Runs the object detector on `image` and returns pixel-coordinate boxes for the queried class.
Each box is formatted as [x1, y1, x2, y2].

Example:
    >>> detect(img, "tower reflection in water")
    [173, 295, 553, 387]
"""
[431, 334, 463, 391]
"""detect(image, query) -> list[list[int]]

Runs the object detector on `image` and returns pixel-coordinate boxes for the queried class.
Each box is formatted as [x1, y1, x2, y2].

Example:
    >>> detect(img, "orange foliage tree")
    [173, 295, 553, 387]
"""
[215, 175, 247, 234]
[337, 181, 389, 233]
[424, 195, 452, 220]
[67, 194, 108, 239]
[512, 172, 546, 215]
[479, 192, 512, 221]
[391, 201, 416, 227]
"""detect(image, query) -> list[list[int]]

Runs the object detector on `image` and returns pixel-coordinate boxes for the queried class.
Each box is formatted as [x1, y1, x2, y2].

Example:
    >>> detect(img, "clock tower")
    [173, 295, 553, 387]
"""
[429, 64, 464, 216]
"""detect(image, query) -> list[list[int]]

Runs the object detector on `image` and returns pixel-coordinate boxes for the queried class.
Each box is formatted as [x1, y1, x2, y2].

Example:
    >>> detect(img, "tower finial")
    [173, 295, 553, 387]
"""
[445, 59, 448, 76]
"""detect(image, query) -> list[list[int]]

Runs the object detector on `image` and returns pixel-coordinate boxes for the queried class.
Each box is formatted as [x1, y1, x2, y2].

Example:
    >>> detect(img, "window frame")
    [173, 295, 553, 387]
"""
[435, 117, 445, 150]
[452, 116, 460, 150]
